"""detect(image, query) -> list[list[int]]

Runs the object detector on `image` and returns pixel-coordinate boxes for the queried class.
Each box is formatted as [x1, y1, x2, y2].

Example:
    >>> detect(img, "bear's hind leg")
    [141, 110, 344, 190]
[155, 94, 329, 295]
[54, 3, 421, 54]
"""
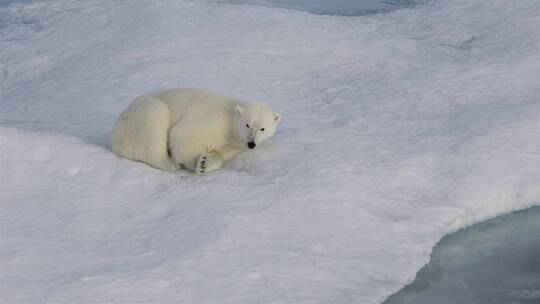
[153, 157, 181, 172]
[143, 129, 180, 172]
[112, 96, 179, 172]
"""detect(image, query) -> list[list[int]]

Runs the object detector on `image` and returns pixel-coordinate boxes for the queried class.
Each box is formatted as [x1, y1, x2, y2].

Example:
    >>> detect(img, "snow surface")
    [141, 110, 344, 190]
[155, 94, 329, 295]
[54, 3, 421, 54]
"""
[1, 0, 539, 303]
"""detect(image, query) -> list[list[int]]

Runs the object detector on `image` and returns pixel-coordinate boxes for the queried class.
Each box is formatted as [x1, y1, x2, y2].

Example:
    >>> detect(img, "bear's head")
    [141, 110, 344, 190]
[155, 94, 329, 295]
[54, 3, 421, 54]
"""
[233, 101, 281, 150]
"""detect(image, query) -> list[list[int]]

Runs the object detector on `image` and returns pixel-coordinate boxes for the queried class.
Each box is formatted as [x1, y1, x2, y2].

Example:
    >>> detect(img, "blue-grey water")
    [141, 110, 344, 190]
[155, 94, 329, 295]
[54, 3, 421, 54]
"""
[0, 0, 30, 6]
[221, 0, 422, 16]
[1, 0, 422, 16]
[1, 1, 420, 15]
[385, 206, 540, 304]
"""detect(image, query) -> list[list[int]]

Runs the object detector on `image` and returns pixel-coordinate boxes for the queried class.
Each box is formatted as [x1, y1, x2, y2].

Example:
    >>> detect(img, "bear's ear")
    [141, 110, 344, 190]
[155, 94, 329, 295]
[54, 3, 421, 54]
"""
[274, 113, 282, 125]
[235, 106, 245, 116]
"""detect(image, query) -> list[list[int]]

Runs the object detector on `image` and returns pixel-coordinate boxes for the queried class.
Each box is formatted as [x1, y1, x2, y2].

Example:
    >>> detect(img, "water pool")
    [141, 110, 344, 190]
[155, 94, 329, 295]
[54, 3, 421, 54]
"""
[385, 206, 540, 304]
[219, 0, 422, 16]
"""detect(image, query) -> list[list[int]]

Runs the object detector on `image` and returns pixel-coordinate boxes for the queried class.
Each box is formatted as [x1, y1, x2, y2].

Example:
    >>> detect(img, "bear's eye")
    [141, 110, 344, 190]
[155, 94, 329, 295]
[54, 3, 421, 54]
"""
[260, 128, 265, 131]
[246, 124, 250, 128]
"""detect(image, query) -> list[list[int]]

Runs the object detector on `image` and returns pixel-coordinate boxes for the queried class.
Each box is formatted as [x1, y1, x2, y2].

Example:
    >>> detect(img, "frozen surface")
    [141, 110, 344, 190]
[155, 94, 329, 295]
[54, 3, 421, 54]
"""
[1, 0, 539, 303]
[385, 206, 540, 304]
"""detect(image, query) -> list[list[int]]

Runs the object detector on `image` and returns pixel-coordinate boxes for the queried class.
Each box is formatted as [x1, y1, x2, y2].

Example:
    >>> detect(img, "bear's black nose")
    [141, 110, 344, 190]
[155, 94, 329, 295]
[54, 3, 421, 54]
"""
[247, 142, 256, 149]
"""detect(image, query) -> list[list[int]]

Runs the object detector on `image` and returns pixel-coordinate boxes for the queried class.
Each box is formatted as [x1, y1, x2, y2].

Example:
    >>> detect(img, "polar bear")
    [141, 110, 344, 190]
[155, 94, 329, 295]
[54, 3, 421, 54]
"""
[111, 89, 281, 174]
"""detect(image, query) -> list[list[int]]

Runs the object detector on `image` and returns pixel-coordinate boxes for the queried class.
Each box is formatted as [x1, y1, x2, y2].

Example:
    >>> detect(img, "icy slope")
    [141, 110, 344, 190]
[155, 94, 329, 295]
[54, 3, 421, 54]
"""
[1, 0, 539, 303]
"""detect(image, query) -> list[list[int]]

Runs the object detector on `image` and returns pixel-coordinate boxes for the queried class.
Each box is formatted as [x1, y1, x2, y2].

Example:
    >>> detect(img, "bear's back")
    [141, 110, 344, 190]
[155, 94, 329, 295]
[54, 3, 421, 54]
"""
[151, 89, 233, 123]
[153, 89, 236, 147]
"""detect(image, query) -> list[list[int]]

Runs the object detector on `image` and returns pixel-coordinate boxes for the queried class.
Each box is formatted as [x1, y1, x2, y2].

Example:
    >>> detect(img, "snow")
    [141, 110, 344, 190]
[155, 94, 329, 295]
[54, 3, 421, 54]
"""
[1, 0, 539, 303]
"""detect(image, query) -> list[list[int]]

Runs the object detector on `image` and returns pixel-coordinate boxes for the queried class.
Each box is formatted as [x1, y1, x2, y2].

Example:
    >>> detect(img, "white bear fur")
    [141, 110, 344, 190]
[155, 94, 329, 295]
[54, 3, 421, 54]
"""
[111, 89, 281, 174]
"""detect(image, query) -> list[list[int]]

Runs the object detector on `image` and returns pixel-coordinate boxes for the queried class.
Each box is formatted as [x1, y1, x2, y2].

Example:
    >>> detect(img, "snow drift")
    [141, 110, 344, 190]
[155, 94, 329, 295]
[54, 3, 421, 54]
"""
[1, 0, 539, 303]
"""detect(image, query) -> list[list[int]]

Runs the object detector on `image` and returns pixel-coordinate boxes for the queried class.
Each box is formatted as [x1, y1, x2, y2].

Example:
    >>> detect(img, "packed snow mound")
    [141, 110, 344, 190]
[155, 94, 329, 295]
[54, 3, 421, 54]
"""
[1, 0, 539, 303]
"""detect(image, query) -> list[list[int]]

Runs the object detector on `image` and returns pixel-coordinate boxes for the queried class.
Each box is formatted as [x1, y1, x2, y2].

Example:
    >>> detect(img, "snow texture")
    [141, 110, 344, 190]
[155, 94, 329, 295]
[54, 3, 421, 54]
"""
[1, 0, 539, 303]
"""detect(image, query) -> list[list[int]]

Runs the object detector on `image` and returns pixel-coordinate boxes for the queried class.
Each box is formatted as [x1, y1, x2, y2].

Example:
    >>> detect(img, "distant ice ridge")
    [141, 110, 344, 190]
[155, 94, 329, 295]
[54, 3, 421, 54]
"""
[1, 0, 539, 303]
